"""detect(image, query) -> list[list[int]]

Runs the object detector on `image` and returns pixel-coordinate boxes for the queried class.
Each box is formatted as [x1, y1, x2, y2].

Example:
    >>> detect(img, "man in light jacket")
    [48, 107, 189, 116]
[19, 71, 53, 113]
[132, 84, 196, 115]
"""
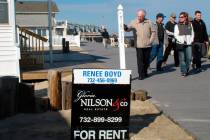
[124, 9, 156, 80]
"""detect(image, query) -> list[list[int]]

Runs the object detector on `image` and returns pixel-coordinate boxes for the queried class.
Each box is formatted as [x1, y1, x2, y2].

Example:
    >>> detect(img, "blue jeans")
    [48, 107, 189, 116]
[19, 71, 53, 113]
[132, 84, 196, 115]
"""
[150, 43, 164, 70]
[178, 45, 192, 74]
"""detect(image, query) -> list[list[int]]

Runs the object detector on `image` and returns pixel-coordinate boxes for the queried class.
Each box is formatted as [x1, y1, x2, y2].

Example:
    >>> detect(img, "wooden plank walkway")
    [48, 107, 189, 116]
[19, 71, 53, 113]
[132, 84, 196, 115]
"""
[21, 70, 72, 81]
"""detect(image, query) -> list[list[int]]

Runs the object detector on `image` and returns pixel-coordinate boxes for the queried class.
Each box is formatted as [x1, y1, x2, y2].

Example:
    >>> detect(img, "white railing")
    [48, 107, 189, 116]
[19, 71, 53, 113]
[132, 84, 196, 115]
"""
[53, 34, 80, 47]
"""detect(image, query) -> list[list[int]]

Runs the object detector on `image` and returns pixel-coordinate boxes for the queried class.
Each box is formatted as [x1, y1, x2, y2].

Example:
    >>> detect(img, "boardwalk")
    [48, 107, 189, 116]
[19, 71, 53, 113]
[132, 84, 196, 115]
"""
[81, 42, 210, 140]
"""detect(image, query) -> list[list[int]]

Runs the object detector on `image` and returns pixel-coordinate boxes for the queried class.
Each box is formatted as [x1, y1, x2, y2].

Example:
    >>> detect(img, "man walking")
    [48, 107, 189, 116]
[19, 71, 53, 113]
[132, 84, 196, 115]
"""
[150, 13, 168, 71]
[100, 28, 110, 48]
[162, 13, 179, 67]
[124, 9, 156, 80]
[192, 10, 209, 72]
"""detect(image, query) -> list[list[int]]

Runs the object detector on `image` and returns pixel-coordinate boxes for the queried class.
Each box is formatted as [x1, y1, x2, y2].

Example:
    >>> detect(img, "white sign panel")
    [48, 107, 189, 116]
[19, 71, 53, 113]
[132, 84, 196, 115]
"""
[73, 69, 131, 85]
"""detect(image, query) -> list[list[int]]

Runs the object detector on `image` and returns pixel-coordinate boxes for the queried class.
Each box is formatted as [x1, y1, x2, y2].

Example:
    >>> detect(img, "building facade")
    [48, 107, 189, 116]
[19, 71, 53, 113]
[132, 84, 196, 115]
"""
[15, 1, 81, 47]
[16, 1, 59, 40]
[0, 0, 20, 77]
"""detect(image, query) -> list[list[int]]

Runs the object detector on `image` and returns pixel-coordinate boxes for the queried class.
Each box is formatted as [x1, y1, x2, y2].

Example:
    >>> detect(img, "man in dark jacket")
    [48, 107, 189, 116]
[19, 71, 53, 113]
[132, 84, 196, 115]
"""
[192, 10, 209, 72]
[101, 28, 110, 48]
[150, 13, 168, 71]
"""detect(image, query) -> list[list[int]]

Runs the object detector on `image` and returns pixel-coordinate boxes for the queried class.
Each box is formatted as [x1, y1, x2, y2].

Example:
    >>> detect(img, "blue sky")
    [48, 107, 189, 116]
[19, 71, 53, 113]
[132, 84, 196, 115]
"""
[55, 0, 210, 34]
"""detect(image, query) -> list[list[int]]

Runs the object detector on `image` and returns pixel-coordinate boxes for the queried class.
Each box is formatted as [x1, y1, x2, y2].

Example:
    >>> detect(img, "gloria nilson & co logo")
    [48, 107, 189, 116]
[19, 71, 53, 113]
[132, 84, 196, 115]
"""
[74, 90, 128, 111]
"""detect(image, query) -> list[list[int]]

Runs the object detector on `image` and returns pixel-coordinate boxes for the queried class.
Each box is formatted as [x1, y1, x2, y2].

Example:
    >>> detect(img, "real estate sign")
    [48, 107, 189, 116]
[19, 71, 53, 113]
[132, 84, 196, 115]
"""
[71, 69, 131, 140]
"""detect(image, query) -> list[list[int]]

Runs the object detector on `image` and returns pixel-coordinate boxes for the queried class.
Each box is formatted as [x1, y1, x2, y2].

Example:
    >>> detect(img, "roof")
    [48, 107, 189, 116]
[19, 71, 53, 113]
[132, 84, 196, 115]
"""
[16, 1, 59, 13]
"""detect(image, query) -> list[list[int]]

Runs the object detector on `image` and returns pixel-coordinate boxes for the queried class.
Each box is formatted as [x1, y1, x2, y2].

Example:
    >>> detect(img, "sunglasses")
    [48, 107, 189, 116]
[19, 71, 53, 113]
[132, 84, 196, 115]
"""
[179, 16, 185, 18]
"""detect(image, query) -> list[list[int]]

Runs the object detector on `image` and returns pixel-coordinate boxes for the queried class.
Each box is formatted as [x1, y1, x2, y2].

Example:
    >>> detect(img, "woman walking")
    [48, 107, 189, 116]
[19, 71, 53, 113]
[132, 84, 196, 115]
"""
[174, 12, 194, 77]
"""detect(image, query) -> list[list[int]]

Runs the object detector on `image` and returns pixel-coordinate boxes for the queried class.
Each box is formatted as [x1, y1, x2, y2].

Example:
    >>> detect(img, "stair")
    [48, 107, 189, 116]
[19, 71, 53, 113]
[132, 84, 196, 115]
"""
[18, 26, 47, 70]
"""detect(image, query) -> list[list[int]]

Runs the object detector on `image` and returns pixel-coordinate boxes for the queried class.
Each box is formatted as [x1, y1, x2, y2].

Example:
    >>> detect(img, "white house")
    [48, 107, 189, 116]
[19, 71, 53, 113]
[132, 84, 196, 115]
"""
[0, 0, 20, 77]
[53, 20, 80, 48]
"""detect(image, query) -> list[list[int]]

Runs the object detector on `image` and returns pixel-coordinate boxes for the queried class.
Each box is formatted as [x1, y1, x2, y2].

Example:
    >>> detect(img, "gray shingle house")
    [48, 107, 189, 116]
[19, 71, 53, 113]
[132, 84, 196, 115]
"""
[16, 1, 59, 37]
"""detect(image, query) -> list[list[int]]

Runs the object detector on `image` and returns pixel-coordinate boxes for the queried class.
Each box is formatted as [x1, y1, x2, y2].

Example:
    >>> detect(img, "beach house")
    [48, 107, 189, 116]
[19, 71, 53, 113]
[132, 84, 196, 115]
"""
[16, 1, 80, 47]
[16, 1, 59, 40]
[0, 0, 20, 77]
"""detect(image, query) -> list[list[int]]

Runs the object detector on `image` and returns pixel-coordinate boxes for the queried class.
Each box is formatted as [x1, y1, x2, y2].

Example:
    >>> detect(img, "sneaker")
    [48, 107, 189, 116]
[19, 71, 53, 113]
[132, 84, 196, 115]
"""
[197, 68, 204, 72]
[181, 73, 187, 77]
[186, 68, 189, 75]
[144, 73, 148, 78]
[175, 62, 179, 67]
[192, 64, 196, 69]
[162, 61, 167, 67]
[175, 64, 179, 67]
[138, 76, 144, 80]
[148, 65, 152, 70]
[157, 68, 163, 72]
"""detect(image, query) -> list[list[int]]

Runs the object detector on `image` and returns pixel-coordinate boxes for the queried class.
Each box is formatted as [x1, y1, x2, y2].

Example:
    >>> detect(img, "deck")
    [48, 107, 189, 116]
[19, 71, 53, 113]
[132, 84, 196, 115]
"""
[20, 45, 106, 81]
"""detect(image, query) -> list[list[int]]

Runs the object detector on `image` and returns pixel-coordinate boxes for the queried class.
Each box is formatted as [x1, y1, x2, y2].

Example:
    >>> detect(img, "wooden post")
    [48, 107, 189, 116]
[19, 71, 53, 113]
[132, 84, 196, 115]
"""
[62, 81, 72, 110]
[130, 91, 135, 101]
[18, 83, 35, 113]
[134, 89, 148, 101]
[62, 38, 66, 53]
[0, 76, 19, 119]
[29, 35, 31, 52]
[35, 96, 50, 113]
[42, 41, 44, 64]
[48, 70, 62, 110]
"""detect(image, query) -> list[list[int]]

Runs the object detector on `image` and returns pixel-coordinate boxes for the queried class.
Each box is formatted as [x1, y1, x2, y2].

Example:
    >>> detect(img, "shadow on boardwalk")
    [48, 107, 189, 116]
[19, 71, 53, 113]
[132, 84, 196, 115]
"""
[22, 48, 109, 72]
[131, 63, 176, 81]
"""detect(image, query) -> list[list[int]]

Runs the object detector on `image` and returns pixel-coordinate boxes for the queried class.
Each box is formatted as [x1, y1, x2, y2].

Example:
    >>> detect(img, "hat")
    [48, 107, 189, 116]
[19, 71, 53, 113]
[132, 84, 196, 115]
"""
[156, 13, 166, 19]
[170, 13, 176, 18]
[188, 16, 193, 22]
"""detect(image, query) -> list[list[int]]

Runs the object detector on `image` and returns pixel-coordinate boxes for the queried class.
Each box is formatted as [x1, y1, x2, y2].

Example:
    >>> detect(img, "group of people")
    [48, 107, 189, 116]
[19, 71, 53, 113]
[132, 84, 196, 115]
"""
[124, 10, 209, 80]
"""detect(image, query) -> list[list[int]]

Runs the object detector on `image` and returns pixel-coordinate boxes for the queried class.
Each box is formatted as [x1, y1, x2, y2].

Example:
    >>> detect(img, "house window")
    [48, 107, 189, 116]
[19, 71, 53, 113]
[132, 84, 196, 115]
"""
[30, 29, 36, 34]
[0, 0, 8, 24]
[28, 28, 36, 33]
[42, 29, 46, 36]
[37, 29, 42, 36]
[56, 28, 63, 36]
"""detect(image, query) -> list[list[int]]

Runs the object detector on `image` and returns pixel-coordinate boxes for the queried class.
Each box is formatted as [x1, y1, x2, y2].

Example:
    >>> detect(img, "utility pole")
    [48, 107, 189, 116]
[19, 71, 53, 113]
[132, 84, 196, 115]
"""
[48, 0, 53, 64]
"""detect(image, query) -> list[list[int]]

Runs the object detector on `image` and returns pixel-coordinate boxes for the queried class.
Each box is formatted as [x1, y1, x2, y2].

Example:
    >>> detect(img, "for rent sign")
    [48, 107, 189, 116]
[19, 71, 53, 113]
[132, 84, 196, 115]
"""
[71, 69, 131, 140]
